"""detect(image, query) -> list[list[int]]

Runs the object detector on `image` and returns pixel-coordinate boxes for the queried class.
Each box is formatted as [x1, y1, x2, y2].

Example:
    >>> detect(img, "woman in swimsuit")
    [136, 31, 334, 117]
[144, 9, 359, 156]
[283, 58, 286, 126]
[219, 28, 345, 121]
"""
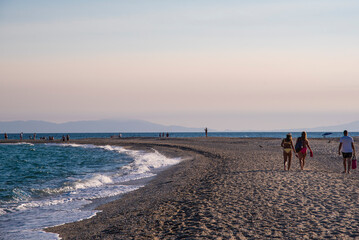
[281, 133, 297, 170]
[295, 131, 313, 170]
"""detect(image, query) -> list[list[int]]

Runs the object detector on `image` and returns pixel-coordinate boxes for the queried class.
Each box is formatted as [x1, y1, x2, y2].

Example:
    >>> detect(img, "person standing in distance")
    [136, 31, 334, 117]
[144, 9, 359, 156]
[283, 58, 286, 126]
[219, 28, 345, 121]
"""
[338, 130, 356, 174]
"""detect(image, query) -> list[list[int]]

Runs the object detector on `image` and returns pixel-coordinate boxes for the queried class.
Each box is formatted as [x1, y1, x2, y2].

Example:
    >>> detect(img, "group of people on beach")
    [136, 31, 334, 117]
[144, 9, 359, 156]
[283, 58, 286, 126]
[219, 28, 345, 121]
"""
[281, 130, 356, 173]
[62, 135, 70, 142]
[2, 133, 68, 141]
[159, 132, 170, 138]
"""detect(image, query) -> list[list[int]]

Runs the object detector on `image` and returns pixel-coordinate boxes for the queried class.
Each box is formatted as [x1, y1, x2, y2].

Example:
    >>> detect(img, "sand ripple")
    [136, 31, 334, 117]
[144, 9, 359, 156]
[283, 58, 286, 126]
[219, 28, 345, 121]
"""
[46, 137, 359, 239]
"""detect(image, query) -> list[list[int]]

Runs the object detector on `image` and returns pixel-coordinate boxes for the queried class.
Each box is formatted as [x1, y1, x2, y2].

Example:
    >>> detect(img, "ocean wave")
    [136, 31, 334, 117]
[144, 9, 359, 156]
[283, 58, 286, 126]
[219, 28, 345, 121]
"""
[0, 142, 34, 146]
[47, 143, 182, 175]
[122, 149, 182, 174]
[16, 198, 76, 211]
[3, 184, 141, 215]
[1, 143, 181, 216]
[95, 145, 182, 174]
[33, 174, 114, 196]
[73, 174, 113, 190]
[77, 185, 141, 200]
[0, 142, 183, 239]
[12, 188, 32, 202]
[45, 143, 97, 149]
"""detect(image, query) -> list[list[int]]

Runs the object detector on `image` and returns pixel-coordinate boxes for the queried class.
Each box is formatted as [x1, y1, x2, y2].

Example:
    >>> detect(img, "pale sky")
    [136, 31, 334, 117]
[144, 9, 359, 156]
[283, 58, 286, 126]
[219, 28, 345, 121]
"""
[1, 0, 359, 131]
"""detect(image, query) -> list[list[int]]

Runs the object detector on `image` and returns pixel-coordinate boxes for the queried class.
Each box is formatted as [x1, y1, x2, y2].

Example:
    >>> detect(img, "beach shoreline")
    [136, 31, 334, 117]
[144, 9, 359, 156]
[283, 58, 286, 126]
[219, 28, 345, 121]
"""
[4, 137, 359, 239]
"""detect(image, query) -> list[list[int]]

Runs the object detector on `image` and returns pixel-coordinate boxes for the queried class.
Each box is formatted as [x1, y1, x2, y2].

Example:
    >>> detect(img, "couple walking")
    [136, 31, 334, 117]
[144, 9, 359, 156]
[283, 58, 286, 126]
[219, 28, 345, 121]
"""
[281, 130, 356, 173]
[281, 131, 313, 171]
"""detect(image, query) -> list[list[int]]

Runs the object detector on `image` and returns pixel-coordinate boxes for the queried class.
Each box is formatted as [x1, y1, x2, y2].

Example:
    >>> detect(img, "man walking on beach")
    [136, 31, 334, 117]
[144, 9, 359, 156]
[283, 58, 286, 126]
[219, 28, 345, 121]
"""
[338, 130, 356, 174]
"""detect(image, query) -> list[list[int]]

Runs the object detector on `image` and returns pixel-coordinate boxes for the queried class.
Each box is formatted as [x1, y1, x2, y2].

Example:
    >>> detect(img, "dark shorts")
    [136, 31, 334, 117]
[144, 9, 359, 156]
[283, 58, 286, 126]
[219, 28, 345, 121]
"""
[342, 152, 353, 158]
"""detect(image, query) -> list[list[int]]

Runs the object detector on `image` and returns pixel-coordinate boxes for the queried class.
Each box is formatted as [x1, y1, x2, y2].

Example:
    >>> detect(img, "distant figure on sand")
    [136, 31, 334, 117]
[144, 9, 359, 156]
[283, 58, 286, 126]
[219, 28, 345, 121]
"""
[205, 128, 208, 137]
[281, 133, 297, 171]
[4, 133, 8, 140]
[66, 134, 70, 141]
[20, 132, 23, 140]
[338, 130, 355, 174]
[295, 131, 313, 170]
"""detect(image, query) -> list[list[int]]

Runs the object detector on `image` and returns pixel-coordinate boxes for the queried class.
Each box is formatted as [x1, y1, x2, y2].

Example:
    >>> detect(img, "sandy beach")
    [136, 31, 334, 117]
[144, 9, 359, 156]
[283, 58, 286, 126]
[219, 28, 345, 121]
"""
[43, 137, 359, 239]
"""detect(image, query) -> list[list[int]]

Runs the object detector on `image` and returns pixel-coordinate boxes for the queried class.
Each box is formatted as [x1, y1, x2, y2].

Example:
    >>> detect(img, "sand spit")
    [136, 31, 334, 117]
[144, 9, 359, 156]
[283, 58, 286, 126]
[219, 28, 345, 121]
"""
[42, 137, 359, 239]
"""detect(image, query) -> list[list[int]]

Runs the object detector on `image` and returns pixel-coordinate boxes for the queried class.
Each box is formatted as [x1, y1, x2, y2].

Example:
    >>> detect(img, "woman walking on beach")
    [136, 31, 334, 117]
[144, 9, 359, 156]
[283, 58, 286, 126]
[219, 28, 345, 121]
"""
[281, 133, 297, 170]
[295, 131, 313, 170]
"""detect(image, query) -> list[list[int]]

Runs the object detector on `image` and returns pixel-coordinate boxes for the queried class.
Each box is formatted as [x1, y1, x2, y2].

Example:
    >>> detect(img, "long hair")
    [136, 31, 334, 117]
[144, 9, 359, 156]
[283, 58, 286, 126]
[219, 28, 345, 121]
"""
[286, 133, 292, 142]
[301, 131, 307, 141]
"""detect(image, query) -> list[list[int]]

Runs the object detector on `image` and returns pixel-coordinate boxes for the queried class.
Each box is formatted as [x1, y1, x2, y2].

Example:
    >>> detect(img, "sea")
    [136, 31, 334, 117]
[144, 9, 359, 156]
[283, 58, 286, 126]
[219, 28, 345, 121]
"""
[0, 131, 358, 239]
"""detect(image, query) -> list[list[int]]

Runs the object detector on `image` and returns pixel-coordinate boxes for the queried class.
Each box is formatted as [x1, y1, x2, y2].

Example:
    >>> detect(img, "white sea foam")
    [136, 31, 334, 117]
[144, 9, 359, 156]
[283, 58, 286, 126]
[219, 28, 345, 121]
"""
[16, 198, 75, 211]
[52, 143, 182, 176]
[73, 174, 113, 190]
[113, 172, 156, 183]
[45, 143, 97, 149]
[35, 174, 126, 198]
[0, 143, 182, 239]
[122, 148, 182, 174]
[73, 184, 141, 200]
[0, 142, 34, 146]
[94, 144, 182, 174]
[0, 208, 6, 215]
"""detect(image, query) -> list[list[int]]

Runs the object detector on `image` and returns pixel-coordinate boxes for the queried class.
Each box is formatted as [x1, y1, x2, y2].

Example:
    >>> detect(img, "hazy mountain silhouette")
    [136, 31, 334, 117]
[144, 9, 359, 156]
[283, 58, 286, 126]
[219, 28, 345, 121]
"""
[278, 120, 359, 132]
[0, 120, 205, 133]
[304, 120, 359, 132]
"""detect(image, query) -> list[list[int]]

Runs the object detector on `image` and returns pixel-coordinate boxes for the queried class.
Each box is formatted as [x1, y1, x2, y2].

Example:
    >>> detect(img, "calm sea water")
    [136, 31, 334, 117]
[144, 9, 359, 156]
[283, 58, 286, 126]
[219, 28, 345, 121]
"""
[2, 131, 359, 140]
[1, 132, 358, 239]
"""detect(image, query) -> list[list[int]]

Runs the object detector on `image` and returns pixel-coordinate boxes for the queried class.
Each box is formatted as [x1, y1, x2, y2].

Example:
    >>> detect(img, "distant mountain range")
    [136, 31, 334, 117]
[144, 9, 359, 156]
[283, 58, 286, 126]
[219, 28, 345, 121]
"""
[304, 120, 359, 132]
[0, 120, 205, 133]
[1, 119, 358, 133]
[278, 120, 359, 132]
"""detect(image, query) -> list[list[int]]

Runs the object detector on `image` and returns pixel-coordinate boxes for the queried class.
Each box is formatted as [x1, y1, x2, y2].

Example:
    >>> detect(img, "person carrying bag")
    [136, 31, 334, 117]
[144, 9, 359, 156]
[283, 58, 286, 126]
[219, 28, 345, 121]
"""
[352, 155, 357, 170]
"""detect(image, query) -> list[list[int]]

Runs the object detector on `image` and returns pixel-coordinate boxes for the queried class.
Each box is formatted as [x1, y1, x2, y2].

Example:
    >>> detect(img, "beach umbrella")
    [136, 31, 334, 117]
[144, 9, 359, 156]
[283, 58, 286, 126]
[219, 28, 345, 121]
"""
[322, 132, 332, 138]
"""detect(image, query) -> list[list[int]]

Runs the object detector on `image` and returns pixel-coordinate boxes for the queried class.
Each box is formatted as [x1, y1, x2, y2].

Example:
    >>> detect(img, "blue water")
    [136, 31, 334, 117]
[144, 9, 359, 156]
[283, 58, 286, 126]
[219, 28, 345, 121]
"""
[0, 142, 181, 239]
[2, 131, 359, 140]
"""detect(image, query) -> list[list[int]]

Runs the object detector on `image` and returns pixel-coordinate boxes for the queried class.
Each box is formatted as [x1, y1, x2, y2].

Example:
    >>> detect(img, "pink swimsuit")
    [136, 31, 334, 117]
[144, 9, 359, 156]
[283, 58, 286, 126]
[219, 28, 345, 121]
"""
[300, 147, 307, 154]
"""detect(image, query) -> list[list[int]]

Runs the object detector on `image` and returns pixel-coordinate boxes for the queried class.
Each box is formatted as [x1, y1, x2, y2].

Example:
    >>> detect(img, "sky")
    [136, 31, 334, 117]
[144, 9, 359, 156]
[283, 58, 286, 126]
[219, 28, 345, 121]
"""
[1, 0, 359, 131]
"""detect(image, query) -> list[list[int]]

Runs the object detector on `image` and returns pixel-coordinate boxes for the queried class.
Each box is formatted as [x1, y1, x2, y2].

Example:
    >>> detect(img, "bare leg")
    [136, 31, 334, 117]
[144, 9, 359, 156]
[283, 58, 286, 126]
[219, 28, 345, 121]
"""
[288, 153, 292, 171]
[302, 155, 306, 170]
[300, 157, 304, 170]
[347, 158, 351, 173]
[298, 152, 305, 170]
[283, 152, 288, 170]
[343, 158, 347, 173]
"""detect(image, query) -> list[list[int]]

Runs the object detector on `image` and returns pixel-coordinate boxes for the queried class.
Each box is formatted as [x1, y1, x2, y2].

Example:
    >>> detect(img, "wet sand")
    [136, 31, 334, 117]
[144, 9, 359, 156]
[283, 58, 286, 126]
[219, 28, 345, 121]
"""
[42, 137, 359, 239]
